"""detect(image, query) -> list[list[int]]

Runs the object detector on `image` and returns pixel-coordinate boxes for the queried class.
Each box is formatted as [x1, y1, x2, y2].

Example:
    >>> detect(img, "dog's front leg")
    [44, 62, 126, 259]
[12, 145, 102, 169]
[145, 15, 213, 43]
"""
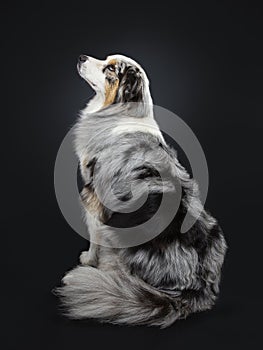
[79, 181, 104, 267]
[79, 242, 100, 267]
[79, 164, 112, 268]
[79, 211, 103, 267]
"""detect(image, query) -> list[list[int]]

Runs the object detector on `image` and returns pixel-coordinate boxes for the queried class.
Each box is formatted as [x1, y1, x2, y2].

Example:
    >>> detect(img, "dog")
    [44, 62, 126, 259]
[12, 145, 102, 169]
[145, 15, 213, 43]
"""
[57, 54, 227, 328]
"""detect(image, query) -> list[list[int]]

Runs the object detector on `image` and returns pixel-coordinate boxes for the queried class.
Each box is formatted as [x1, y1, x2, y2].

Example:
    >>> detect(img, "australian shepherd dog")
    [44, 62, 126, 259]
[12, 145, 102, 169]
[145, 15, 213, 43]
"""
[57, 54, 227, 328]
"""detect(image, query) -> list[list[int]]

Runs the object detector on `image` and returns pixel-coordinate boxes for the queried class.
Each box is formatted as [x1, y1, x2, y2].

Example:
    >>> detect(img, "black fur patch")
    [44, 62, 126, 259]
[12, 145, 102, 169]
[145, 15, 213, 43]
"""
[86, 157, 97, 178]
[134, 165, 161, 179]
[116, 66, 143, 103]
[105, 192, 162, 228]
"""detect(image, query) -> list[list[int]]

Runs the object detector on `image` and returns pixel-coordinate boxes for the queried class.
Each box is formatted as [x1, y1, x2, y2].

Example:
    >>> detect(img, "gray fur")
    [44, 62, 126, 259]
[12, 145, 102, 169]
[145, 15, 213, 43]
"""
[58, 264, 178, 328]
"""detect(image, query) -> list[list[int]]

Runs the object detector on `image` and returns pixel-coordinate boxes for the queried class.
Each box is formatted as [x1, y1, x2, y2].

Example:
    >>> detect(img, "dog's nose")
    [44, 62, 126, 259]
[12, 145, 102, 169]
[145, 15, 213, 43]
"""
[79, 55, 88, 63]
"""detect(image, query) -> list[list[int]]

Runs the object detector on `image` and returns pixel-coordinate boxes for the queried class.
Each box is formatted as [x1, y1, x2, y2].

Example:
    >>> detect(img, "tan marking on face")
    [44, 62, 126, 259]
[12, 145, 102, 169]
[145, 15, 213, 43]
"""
[107, 59, 117, 66]
[103, 79, 119, 107]
[103, 58, 120, 107]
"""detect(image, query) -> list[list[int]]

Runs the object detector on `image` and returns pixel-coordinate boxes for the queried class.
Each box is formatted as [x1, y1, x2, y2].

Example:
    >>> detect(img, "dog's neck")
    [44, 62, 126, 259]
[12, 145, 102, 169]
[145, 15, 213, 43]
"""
[83, 92, 105, 114]
[81, 92, 154, 119]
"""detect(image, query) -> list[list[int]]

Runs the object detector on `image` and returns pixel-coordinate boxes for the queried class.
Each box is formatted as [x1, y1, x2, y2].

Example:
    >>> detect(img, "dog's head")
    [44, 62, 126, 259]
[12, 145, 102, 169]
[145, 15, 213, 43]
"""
[77, 54, 151, 109]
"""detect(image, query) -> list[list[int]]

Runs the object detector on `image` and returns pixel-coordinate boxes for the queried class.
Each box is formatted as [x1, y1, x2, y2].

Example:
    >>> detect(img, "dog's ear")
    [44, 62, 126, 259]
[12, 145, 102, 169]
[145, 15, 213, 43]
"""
[117, 66, 143, 103]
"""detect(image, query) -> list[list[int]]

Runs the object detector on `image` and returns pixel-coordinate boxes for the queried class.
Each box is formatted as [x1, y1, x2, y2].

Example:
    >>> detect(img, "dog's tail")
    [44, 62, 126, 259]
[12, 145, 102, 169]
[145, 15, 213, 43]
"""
[56, 265, 180, 328]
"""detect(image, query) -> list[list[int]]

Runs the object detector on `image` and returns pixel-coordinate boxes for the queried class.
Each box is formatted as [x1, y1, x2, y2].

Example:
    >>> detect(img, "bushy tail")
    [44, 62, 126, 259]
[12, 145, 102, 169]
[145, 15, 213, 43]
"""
[56, 265, 179, 328]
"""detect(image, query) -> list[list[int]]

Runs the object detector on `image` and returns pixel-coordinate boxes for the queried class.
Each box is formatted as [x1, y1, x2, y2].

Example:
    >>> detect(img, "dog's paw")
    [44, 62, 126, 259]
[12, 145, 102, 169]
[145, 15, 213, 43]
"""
[79, 251, 90, 265]
[79, 251, 97, 266]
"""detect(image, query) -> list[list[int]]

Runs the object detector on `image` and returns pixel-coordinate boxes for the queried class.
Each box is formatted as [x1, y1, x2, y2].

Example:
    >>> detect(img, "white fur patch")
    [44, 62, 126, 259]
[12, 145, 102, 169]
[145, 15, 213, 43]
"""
[111, 117, 165, 142]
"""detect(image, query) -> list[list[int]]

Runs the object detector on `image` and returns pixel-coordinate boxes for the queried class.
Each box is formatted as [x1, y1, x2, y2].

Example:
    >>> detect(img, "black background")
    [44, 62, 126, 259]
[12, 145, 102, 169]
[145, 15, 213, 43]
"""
[2, 2, 263, 349]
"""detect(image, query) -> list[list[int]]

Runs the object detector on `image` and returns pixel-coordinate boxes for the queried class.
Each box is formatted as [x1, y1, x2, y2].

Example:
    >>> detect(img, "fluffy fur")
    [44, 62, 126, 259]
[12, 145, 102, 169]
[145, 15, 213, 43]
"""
[56, 54, 227, 328]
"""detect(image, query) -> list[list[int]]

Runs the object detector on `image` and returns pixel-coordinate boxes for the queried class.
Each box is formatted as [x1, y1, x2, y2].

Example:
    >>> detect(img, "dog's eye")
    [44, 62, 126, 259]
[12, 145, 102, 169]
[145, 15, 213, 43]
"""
[106, 65, 115, 72]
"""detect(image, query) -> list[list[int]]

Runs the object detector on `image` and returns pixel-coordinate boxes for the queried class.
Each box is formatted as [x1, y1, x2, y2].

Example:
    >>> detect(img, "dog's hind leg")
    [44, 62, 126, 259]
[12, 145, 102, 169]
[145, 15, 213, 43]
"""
[180, 226, 227, 316]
